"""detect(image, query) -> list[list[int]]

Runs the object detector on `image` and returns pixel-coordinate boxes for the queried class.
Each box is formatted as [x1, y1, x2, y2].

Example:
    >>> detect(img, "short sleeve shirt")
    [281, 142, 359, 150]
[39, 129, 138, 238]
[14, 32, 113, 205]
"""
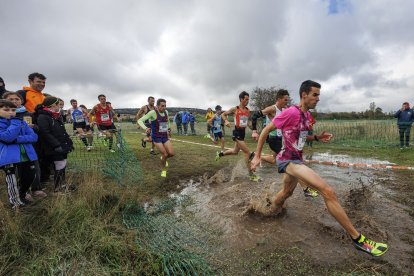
[272, 106, 311, 162]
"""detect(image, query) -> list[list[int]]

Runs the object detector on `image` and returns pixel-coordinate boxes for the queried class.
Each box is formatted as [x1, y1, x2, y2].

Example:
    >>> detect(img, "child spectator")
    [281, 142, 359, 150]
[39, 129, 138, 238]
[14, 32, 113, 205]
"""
[35, 96, 74, 193]
[0, 99, 39, 210]
[3, 92, 47, 199]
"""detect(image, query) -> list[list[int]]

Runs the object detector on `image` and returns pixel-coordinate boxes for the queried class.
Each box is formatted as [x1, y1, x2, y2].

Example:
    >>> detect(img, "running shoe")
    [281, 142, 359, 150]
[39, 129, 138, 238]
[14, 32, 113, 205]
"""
[141, 138, 146, 148]
[249, 174, 262, 182]
[109, 149, 116, 153]
[303, 187, 319, 198]
[352, 234, 388, 257]
[161, 170, 167, 177]
[103, 139, 108, 147]
[150, 150, 157, 155]
[86, 146, 92, 152]
[215, 151, 221, 162]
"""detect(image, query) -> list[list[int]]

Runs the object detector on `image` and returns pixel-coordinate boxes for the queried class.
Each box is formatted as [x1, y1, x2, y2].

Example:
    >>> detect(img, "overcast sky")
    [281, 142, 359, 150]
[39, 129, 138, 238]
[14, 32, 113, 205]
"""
[1, 0, 413, 112]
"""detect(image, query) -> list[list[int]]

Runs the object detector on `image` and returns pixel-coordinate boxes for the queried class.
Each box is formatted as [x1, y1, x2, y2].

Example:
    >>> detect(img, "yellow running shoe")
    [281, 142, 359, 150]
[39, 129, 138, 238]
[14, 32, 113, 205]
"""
[249, 174, 262, 182]
[161, 170, 167, 178]
[352, 234, 388, 257]
[303, 187, 319, 198]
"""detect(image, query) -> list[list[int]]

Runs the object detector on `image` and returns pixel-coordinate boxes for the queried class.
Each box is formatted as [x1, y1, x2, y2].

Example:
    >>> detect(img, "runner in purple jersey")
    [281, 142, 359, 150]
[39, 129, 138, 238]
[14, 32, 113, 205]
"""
[250, 80, 388, 257]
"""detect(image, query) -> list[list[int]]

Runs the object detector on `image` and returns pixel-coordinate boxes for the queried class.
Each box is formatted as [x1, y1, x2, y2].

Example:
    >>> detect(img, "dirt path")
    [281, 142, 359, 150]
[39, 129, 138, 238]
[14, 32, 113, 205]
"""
[177, 160, 414, 275]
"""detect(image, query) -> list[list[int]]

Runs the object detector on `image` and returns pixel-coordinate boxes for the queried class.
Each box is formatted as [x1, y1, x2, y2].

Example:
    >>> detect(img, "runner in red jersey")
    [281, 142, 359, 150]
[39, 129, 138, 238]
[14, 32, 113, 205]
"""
[217, 91, 259, 182]
[89, 94, 119, 152]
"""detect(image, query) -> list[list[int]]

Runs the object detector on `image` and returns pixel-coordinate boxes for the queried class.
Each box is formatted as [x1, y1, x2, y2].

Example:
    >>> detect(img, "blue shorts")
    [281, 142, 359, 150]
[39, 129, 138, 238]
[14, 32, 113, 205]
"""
[152, 136, 169, 144]
[276, 160, 304, 173]
[213, 132, 223, 141]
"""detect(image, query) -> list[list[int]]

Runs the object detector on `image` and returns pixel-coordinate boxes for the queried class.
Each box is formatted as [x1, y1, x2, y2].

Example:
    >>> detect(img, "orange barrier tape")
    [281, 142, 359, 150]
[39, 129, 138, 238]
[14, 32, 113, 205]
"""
[171, 138, 414, 171]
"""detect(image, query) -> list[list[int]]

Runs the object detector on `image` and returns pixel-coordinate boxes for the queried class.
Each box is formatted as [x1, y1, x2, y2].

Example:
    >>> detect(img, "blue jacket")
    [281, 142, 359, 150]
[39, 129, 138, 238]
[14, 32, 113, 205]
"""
[189, 114, 195, 123]
[0, 118, 38, 167]
[181, 112, 190, 124]
[394, 108, 414, 126]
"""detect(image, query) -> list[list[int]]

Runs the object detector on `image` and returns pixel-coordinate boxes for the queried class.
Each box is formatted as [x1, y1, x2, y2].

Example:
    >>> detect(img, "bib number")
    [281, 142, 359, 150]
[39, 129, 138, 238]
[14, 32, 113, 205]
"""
[239, 116, 248, 127]
[159, 122, 168, 133]
[101, 114, 110, 122]
[298, 131, 308, 150]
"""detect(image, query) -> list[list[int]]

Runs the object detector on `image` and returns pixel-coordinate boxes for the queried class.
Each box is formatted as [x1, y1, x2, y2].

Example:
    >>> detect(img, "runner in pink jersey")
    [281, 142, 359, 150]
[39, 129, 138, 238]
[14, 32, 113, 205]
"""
[250, 80, 388, 257]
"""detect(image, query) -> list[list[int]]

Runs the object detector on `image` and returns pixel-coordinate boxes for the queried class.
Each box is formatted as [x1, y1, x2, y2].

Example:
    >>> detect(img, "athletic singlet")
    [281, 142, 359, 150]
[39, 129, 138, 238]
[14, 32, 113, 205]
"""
[265, 105, 283, 137]
[95, 104, 112, 126]
[150, 110, 169, 138]
[234, 106, 250, 129]
[71, 108, 85, 123]
[273, 105, 311, 161]
[212, 114, 222, 133]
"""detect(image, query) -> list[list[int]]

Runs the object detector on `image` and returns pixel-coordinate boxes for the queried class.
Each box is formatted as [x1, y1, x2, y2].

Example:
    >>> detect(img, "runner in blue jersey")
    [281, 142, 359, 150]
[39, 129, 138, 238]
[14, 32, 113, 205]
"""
[208, 105, 225, 160]
[67, 99, 93, 151]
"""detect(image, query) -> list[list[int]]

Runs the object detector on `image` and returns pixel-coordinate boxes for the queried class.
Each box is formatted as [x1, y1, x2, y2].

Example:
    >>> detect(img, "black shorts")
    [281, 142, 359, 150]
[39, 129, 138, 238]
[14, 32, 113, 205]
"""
[73, 122, 88, 130]
[268, 136, 283, 154]
[232, 128, 246, 141]
[98, 123, 116, 132]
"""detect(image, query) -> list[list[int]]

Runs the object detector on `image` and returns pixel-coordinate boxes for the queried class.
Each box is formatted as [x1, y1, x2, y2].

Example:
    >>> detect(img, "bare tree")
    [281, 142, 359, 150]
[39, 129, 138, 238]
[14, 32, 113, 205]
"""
[250, 86, 292, 110]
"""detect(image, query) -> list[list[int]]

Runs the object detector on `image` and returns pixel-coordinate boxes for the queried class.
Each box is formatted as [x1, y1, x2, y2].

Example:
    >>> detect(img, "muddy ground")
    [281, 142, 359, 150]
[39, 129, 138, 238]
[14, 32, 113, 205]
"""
[175, 160, 414, 275]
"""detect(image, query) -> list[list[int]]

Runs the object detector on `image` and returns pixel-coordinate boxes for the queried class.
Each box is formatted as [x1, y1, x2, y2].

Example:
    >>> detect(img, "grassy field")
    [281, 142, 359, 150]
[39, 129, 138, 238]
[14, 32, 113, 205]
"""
[0, 121, 413, 274]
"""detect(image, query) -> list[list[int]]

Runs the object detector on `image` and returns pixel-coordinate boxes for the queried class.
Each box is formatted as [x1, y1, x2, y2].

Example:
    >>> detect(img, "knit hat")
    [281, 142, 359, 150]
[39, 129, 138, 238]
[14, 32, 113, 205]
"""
[42, 96, 60, 107]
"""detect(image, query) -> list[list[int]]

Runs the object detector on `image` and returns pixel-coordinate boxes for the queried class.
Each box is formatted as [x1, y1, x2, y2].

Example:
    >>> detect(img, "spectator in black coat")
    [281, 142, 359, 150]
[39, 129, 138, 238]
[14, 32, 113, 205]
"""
[35, 96, 73, 192]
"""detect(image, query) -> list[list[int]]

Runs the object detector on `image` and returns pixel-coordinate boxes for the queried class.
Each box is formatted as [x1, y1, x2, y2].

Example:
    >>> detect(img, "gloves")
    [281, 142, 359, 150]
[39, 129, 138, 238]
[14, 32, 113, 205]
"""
[54, 146, 64, 153]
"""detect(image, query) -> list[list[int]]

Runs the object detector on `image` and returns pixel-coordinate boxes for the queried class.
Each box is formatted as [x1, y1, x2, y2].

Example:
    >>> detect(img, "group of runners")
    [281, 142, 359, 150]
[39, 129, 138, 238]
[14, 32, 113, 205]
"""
[1, 73, 389, 257]
[135, 80, 388, 257]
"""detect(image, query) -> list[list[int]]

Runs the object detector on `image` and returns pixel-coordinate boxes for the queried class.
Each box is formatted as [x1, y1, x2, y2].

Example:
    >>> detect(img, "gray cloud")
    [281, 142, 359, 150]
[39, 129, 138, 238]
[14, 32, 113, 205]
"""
[1, 0, 413, 111]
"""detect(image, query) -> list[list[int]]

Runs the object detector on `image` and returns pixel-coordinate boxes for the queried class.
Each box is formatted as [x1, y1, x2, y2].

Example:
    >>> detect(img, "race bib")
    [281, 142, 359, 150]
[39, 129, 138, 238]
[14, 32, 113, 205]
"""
[75, 115, 85, 123]
[239, 116, 248, 127]
[101, 114, 110, 121]
[159, 122, 168, 133]
[297, 131, 308, 150]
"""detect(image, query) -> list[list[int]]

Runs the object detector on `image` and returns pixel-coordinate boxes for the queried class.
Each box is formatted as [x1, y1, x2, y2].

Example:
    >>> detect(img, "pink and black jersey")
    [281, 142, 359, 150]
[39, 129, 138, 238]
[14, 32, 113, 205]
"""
[272, 106, 312, 162]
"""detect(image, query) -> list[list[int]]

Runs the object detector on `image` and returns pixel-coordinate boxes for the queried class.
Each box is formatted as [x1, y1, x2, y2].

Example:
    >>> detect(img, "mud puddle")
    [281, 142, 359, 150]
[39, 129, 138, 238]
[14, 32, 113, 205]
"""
[304, 152, 395, 165]
[173, 160, 414, 274]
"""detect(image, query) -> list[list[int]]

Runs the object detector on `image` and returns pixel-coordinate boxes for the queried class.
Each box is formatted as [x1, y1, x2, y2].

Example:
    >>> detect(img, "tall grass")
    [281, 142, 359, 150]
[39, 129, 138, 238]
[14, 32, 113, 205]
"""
[0, 172, 162, 275]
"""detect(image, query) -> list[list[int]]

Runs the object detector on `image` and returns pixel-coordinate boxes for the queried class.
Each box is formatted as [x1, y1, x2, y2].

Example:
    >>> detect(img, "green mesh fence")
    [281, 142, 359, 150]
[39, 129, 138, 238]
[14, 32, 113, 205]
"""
[66, 125, 142, 185]
[123, 196, 220, 275]
[313, 120, 411, 148]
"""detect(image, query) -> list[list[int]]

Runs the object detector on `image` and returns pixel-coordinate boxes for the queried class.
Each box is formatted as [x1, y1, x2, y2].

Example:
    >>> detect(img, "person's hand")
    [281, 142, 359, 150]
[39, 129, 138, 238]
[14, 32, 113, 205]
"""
[317, 131, 333, 143]
[54, 146, 64, 153]
[225, 120, 231, 128]
[250, 154, 261, 172]
[145, 128, 151, 135]
[251, 131, 259, 141]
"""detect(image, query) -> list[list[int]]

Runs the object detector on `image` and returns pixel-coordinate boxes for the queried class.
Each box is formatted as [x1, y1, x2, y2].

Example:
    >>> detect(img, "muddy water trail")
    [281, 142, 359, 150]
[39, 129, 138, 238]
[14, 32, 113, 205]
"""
[177, 157, 414, 274]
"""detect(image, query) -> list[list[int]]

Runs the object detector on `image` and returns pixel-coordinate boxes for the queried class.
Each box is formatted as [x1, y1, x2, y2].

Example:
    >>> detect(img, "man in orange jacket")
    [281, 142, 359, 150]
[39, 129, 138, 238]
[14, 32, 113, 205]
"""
[18, 72, 47, 113]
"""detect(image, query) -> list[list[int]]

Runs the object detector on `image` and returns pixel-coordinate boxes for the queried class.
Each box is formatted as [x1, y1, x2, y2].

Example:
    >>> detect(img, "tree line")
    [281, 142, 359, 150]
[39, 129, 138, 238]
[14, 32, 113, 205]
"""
[250, 86, 395, 120]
